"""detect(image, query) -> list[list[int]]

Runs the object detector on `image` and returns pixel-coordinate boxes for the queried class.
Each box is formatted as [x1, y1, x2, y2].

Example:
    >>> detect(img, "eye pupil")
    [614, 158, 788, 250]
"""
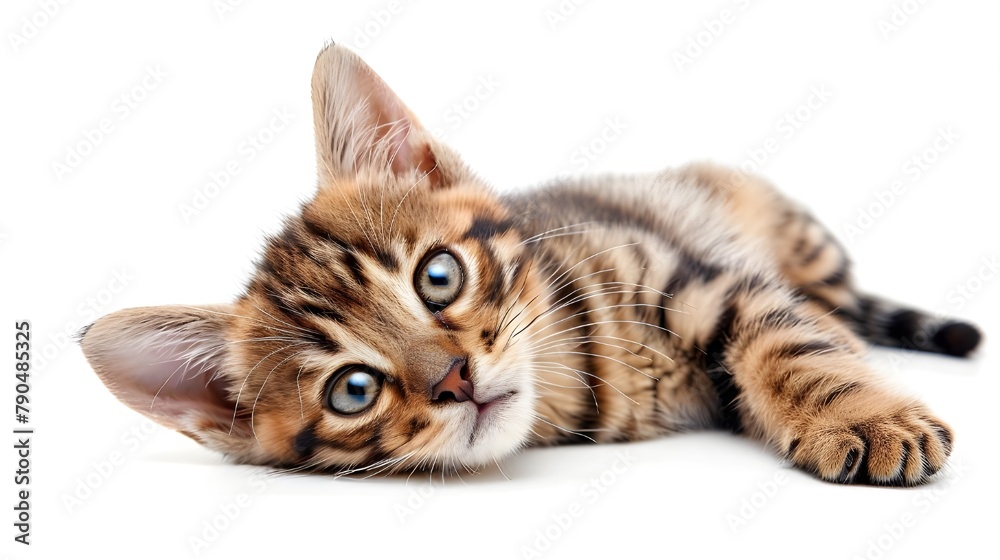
[345, 373, 371, 399]
[427, 264, 450, 286]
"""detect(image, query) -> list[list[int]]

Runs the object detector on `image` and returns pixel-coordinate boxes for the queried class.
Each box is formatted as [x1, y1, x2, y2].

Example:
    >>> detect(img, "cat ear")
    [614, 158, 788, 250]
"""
[310, 42, 469, 188]
[79, 305, 256, 458]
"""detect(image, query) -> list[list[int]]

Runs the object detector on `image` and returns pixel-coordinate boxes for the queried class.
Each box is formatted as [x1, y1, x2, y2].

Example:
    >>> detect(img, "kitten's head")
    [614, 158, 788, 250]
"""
[81, 44, 546, 473]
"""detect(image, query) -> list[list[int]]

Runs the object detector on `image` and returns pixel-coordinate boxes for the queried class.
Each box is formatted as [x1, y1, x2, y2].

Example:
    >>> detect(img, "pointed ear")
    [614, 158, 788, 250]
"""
[79, 304, 257, 459]
[310, 42, 469, 188]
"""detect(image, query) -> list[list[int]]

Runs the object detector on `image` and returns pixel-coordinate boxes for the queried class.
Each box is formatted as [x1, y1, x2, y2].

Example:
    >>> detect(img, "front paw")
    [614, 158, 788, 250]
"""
[786, 401, 953, 486]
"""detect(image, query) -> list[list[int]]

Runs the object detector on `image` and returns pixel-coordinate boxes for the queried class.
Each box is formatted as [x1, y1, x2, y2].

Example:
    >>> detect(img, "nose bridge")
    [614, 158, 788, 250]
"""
[402, 334, 463, 395]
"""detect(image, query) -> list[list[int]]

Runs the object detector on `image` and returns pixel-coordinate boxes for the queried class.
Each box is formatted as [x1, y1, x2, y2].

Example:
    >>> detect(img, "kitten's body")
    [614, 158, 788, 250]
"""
[80, 44, 980, 485]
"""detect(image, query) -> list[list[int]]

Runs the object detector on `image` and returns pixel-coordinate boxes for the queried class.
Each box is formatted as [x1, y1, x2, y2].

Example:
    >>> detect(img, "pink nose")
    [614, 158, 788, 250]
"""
[431, 358, 474, 403]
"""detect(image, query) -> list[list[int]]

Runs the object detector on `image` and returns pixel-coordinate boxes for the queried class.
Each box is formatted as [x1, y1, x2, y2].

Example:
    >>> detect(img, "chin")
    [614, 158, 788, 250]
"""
[432, 377, 537, 470]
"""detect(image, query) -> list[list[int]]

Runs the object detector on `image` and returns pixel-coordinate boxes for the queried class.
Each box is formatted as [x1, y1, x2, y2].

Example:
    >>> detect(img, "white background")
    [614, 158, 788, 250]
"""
[3, 1, 999, 559]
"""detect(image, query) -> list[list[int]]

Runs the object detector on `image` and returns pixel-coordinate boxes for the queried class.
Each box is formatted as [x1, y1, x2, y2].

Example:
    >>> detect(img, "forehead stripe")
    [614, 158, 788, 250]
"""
[464, 217, 513, 241]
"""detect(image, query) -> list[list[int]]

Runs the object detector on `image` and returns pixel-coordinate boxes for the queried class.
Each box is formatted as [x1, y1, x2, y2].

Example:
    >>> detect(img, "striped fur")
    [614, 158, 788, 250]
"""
[80, 44, 980, 485]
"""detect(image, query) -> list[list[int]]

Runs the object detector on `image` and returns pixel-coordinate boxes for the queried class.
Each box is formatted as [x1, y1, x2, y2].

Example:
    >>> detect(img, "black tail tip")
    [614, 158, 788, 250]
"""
[933, 321, 982, 357]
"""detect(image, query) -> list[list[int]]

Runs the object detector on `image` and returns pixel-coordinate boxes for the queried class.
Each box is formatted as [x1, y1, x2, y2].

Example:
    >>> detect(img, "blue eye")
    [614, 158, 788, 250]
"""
[327, 368, 383, 415]
[416, 251, 464, 310]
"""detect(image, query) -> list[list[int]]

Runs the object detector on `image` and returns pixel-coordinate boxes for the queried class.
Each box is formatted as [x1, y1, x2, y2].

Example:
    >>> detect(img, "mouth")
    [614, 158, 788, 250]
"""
[469, 391, 517, 443]
[474, 394, 506, 415]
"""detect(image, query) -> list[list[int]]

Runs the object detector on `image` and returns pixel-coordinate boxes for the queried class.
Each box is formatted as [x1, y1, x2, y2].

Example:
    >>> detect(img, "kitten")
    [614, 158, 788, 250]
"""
[80, 43, 981, 485]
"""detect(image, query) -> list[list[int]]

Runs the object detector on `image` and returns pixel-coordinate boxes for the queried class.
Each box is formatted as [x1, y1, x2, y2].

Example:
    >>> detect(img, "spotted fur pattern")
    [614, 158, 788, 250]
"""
[80, 44, 980, 485]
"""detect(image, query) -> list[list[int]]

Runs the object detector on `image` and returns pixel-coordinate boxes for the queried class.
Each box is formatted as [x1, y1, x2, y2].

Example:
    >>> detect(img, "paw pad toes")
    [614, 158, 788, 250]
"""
[796, 410, 954, 486]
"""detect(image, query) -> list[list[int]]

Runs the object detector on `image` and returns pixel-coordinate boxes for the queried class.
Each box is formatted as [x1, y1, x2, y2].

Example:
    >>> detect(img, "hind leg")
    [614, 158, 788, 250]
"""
[678, 162, 981, 357]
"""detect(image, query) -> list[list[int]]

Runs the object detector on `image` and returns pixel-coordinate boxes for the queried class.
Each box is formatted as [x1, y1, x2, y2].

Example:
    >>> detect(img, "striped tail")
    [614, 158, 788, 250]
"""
[836, 294, 982, 357]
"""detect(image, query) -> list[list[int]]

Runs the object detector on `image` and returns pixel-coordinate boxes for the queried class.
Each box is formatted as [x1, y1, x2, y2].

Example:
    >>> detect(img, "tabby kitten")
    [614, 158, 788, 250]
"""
[80, 43, 981, 485]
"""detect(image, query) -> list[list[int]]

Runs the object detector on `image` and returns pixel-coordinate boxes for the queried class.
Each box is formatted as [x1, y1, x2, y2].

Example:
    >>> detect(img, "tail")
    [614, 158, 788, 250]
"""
[835, 294, 982, 357]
